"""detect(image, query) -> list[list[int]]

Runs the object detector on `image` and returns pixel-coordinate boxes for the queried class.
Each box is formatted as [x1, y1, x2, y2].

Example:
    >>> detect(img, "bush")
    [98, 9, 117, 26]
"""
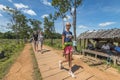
[0, 39, 24, 79]
[0, 51, 5, 59]
[44, 39, 62, 49]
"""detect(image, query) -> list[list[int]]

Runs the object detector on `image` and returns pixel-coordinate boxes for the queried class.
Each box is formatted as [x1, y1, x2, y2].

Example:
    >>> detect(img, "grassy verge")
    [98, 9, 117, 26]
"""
[44, 39, 62, 50]
[0, 45, 24, 80]
[44, 39, 82, 51]
[111, 64, 120, 73]
[30, 48, 42, 80]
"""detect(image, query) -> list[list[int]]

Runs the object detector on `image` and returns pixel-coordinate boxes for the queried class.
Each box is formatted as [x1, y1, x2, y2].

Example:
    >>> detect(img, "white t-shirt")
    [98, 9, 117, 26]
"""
[101, 44, 110, 50]
[38, 34, 44, 42]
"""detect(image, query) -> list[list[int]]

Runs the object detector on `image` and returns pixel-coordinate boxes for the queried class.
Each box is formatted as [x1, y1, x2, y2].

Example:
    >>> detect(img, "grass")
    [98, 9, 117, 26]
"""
[111, 64, 120, 73]
[44, 39, 62, 50]
[0, 45, 24, 80]
[44, 39, 83, 52]
[30, 48, 42, 80]
[0, 39, 24, 80]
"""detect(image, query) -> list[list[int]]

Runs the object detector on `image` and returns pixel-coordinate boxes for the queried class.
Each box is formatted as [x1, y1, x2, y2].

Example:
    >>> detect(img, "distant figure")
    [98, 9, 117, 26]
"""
[114, 43, 120, 53]
[87, 41, 94, 50]
[108, 42, 115, 50]
[38, 31, 44, 52]
[101, 43, 110, 51]
[33, 31, 38, 52]
[95, 40, 101, 50]
[101, 42, 112, 65]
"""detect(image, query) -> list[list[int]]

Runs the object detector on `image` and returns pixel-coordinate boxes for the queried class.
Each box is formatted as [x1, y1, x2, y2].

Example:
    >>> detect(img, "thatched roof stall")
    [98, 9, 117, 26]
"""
[78, 29, 120, 42]
[77, 29, 120, 65]
[77, 28, 120, 50]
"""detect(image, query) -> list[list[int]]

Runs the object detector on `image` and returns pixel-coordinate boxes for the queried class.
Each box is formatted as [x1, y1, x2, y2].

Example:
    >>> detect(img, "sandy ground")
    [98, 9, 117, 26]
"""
[3, 44, 33, 80]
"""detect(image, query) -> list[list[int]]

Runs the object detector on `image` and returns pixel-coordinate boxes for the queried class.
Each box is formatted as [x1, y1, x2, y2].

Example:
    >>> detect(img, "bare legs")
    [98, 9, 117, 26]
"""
[40, 43, 43, 51]
[61, 52, 72, 71]
[34, 41, 38, 52]
[39, 41, 43, 51]
[59, 52, 75, 77]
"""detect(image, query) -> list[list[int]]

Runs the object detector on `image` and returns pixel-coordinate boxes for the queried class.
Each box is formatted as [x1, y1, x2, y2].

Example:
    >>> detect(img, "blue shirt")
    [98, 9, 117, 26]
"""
[62, 31, 72, 42]
[115, 46, 120, 53]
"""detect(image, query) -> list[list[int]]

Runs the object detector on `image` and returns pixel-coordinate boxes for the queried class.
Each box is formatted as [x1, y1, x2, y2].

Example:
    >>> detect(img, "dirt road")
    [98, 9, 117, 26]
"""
[3, 44, 33, 80]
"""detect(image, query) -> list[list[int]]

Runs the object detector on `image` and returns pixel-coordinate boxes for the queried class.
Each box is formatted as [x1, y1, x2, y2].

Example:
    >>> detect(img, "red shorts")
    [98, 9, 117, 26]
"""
[64, 46, 73, 54]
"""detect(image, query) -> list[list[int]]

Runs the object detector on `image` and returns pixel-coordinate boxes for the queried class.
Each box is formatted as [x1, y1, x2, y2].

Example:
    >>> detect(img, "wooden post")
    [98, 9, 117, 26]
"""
[95, 54, 97, 59]
[86, 39, 88, 49]
[79, 39, 82, 54]
[84, 39, 86, 49]
[82, 49, 85, 57]
[113, 56, 117, 66]
[79, 39, 81, 48]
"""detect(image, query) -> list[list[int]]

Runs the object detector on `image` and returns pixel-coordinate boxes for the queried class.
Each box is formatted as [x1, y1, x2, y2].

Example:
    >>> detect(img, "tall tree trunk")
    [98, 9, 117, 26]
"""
[15, 26, 19, 44]
[73, 0, 77, 41]
[62, 18, 65, 32]
[73, 0, 77, 52]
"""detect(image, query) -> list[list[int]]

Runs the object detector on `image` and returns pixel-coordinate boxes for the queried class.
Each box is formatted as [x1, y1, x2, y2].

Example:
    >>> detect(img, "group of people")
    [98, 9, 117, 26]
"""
[87, 40, 120, 54]
[32, 30, 44, 52]
[101, 42, 120, 55]
[87, 40, 120, 64]
[31, 22, 120, 78]
[32, 22, 75, 78]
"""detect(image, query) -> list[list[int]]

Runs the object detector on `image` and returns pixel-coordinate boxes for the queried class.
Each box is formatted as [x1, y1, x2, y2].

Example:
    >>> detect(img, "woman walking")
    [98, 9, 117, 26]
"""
[38, 31, 44, 52]
[33, 31, 38, 52]
[59, 22, 75, 78]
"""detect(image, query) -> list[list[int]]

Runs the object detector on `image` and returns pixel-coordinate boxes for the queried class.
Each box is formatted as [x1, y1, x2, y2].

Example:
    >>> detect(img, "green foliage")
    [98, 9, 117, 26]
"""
[0, 31, 16, 39]
[52, 0, 82, 15]
[4, 7, 29, 38]
[30, 48, 42, 80]
[44, 15, 55, 36]
[43, 14, 56, 45]
[29, 19, 42, 31]
[52, 0, 82, 41]
[3, 6, 42, 39]
[52, 0, 70, 14]
[44, 39, 82, 52]
[44, 39, 62, 49]
[112, 65, 120, 72]
[0, 39, 24, 79]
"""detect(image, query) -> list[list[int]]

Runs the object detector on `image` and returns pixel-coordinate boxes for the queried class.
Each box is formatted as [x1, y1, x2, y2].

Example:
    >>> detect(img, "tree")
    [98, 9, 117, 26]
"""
[54, 11, 66, 31]
[3, 7, 31, 42]
[29, 19, 42, 31]
[52, 0, 82, 51]
[4, 7, 20, 42]
[43, 14, 55, 45]
[1, 31, 16, 39]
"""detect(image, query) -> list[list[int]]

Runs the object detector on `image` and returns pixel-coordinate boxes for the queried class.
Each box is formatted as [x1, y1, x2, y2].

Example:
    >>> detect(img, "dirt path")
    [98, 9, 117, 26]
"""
[3, 44, 33, 80]
[34, 45, 120, 80]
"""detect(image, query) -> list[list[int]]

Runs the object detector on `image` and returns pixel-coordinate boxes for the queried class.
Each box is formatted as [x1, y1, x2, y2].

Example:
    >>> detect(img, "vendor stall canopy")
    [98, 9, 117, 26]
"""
[78, 28, 120, 40]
